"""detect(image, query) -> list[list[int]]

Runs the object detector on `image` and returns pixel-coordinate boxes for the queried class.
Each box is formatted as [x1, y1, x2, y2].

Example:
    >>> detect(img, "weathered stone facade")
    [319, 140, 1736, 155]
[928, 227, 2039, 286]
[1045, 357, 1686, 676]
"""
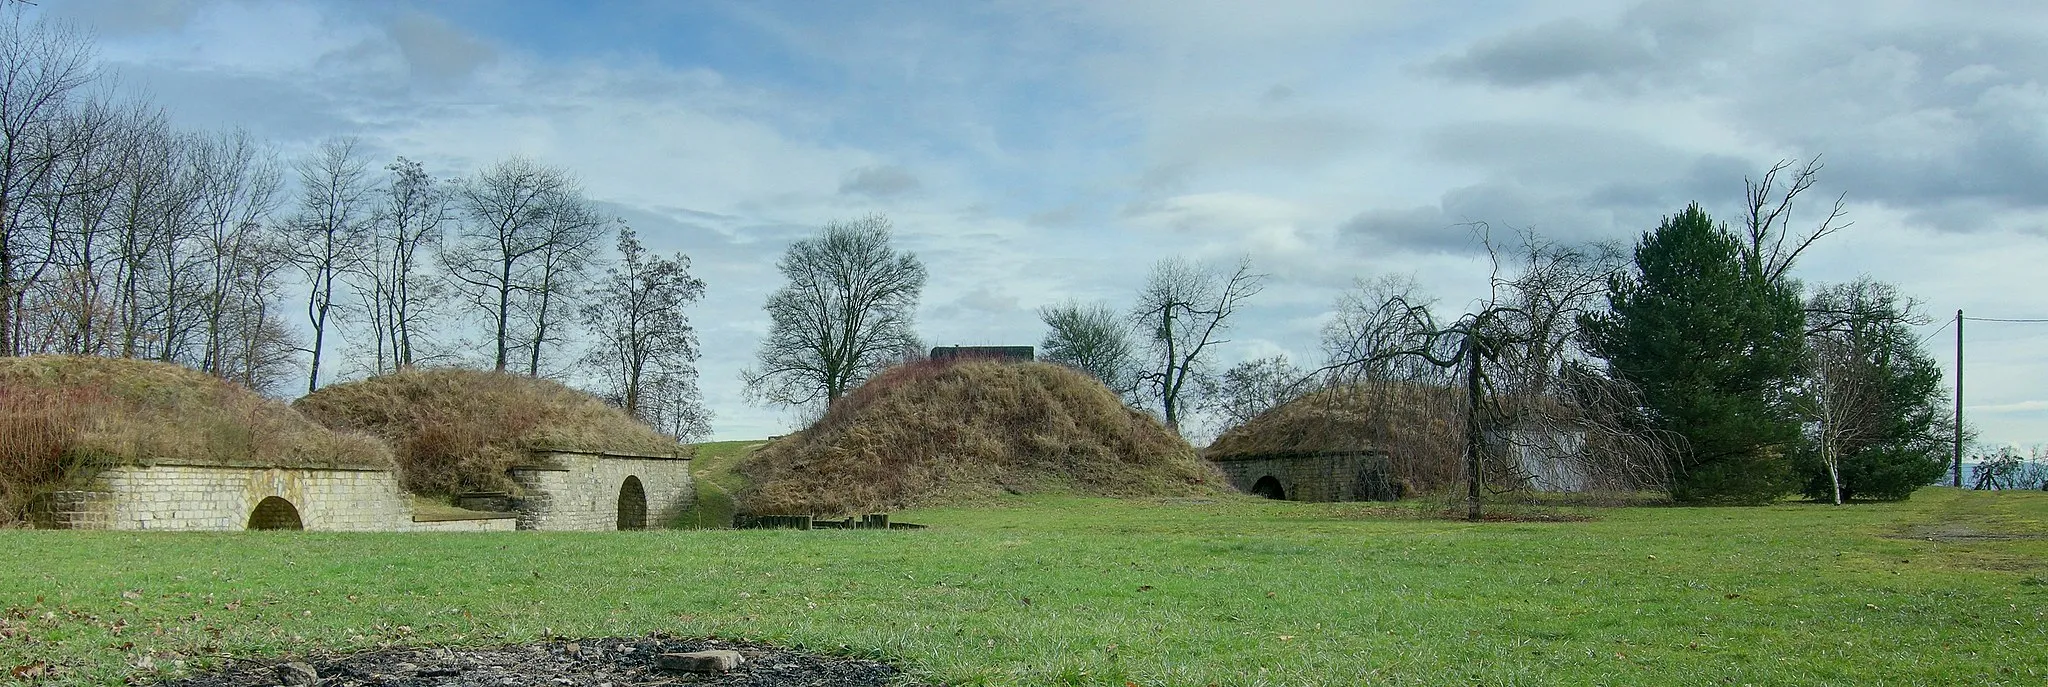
[1210, 451, 1398, 502]
[33, 464, 515, 532]
[506, 450, 692, 531]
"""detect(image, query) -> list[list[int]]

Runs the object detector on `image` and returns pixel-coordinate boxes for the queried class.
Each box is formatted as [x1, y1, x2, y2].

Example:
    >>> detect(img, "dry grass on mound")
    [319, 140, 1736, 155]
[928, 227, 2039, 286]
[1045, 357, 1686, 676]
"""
[0, 355, 392, 524]
[293, 368, 678, 498]
[1206, 382, 1466, 494]
[739, 360, 1223, 516]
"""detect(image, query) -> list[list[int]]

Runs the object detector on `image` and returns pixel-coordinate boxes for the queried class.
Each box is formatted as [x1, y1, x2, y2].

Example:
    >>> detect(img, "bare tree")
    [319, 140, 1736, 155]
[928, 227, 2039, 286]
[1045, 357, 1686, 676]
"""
[285, 137, 372, 392]
[517, 194, 608, 377]
[580, 226, 707, 436]
[1038, 299, 1136, 396]
[1209, 354, 1309, 428]
[743, 214, 925, 407]
[0, 11, 95, 356]
[443, 157, 582, 373]
[189, 129, 283, 378]
[1742, 156, 1848, 284]
[1320, 273, 1446, 384]
[1130, 256, 1264, 434]
[353, 156, 447, 373]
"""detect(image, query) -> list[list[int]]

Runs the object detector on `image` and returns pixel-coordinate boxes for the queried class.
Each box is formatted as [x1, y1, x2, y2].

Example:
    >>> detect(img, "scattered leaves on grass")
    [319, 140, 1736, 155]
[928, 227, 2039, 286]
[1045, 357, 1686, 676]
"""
[10, 661, 48, 680]
[1136, 585, 1153, 592]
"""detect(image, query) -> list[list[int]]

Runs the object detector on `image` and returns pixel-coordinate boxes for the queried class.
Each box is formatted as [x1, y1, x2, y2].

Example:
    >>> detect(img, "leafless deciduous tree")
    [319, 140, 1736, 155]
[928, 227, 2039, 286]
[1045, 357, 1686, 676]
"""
[744, 214, 925, 407]
[1209, 354, 1308, 428]
[1130, 256, 1264, 435]
[1316, 229, 1671, 518]
[0, 11, 95, 355]
[353, 156, 448, 374]
[1038, 299, 1137, 397]
[516, 195, 608, 377]
[1742, 156, 1848, 284]
[285, 137, 372, 392]
[443, 157, 607, 374]
[581, 226, 708, 439]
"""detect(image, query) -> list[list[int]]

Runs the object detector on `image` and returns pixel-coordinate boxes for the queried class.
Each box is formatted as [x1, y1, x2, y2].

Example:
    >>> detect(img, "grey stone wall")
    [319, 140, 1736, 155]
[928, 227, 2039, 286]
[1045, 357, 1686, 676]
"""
[1210, 452, 1397, 502]
[35, 464, 515, 532]
[507, 451, 692, 531]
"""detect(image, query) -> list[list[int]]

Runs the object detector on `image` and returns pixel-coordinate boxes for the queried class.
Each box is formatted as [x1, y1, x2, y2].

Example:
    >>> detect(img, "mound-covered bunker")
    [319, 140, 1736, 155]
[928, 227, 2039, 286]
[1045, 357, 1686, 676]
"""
[6, 358, 688, 532]
[295, 368, 691, 531]
[4, 356, 508, 532]
[740, 359, 1223, 515]
[1204, 384, 1464, 502]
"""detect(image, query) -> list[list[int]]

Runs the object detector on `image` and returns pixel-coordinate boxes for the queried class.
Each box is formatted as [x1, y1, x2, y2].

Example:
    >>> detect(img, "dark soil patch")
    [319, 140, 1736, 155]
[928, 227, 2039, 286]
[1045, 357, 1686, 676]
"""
[1889, 524, 2048, 543]
[155, 636, 919, 687]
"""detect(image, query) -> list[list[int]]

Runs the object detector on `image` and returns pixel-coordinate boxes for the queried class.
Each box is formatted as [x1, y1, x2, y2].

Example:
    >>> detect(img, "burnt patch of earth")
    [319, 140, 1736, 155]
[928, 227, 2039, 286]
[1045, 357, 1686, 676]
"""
[154, 636, 921, 687]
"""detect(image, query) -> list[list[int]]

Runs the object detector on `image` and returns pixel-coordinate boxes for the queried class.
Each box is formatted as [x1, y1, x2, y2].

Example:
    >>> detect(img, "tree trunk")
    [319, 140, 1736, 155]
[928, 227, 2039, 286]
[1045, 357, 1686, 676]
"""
[1465, 342, 1484, 522]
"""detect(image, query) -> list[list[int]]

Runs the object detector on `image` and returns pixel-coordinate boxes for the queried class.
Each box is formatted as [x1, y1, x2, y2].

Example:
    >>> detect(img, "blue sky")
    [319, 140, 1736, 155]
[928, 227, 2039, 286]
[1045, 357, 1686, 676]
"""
[33, 0, 2048, 446]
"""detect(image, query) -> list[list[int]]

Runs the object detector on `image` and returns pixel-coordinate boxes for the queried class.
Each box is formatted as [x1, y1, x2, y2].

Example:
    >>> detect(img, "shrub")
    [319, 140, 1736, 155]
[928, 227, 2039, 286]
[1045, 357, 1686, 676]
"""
[739, 359, 1220, 515]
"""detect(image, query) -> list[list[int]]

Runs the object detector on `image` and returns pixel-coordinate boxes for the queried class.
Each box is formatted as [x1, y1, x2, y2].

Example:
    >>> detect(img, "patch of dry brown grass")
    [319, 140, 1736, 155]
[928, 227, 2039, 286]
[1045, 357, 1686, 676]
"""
[739, 360, 1223, 515]
[293, 368, 678, 497]
[1205, 382, 1466, 494]
[0, 355, 392, 523]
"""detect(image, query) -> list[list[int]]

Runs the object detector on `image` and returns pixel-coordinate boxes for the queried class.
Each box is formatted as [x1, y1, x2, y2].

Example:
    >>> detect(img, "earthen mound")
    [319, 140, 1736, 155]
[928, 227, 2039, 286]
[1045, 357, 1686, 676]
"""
[739, 360, 1222, 515]
[1206, 382, 1464, 494]
[0, 355, 390, 523]
[293, 368, 677, 498]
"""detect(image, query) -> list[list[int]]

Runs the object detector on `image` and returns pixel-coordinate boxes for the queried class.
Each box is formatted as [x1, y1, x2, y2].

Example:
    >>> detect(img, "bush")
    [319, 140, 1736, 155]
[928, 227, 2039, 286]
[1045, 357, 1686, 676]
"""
[294, 368, 679, 497]
[740, 360, 1221, 515]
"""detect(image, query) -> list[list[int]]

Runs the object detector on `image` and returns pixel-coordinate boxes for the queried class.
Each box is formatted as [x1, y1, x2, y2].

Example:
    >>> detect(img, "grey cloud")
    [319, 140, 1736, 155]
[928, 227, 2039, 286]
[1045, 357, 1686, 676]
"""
[1425, 0, 1750, 91]
[387, 11, 496, 86]
[1426, 19, 1655, 88]
[47, 0, 197, 35]
[838, 165, 922, 198]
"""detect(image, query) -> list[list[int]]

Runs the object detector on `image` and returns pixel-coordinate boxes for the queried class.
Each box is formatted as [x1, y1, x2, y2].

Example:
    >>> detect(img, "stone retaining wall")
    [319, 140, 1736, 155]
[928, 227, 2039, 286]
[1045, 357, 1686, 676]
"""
[507, 450, 692, 531]
[33, 464, 516, 532]
[1209, 452, 1398, 502]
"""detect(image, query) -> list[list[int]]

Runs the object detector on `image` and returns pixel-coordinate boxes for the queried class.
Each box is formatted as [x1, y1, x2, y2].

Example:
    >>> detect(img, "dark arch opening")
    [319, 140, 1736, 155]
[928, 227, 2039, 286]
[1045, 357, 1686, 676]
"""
[617, 476, 648, 530]
[1251, 476, 1287, 500]
[247, 496, 304, 530]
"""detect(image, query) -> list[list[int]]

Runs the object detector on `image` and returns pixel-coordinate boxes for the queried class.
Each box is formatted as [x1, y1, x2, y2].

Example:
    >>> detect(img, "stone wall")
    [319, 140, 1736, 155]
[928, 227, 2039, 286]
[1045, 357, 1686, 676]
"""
[1210, 452, 1397, 502]
[33, 464, 516, 531]
[506, 451, 691, 531]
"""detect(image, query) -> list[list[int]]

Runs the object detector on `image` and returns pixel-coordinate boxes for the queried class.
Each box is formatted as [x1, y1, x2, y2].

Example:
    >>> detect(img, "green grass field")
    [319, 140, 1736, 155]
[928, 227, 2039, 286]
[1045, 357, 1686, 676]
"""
[3, 487, 2043, 686]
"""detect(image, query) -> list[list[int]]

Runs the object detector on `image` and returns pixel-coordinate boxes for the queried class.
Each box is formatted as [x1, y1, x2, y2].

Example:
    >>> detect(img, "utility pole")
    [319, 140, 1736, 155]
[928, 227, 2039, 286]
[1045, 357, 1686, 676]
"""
[1954, 309, 1963, 488]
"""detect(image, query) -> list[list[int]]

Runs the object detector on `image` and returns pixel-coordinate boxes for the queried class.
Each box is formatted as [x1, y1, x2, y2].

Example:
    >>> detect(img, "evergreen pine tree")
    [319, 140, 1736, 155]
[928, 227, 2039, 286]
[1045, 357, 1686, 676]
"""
[1583, 204, 1807, 503]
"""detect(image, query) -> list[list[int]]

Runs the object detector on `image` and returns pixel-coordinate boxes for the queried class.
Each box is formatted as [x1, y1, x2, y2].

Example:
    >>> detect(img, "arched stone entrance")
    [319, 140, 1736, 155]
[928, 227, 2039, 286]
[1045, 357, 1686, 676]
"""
[617, 476, 648, 530]
[247, 496, 304, 530]
[1251, 475, 1287, 500]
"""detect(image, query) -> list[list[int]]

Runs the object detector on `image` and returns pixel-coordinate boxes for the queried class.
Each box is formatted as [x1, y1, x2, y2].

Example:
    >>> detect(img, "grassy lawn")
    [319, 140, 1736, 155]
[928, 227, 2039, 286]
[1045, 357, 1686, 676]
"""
[3, 488, 2044, 686]
[676, 439, 769, 529]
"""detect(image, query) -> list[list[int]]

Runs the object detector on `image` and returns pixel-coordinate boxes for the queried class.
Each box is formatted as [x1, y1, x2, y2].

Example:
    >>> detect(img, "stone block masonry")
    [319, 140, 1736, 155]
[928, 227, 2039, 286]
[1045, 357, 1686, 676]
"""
[1210, 451, 1398, 502]
[507, 450, 693, 531]
[36, 464, 515, 531]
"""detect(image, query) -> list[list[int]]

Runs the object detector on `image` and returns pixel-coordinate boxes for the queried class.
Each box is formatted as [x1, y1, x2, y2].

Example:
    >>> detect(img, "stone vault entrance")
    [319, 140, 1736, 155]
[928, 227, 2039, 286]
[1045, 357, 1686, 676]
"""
[247, 496, 304, 530]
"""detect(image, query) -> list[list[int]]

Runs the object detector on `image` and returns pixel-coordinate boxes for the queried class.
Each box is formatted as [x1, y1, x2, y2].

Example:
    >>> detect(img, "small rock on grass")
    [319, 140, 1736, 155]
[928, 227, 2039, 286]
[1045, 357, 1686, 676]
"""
[274, 662, 318, 686]
[656, 650, 745, 674]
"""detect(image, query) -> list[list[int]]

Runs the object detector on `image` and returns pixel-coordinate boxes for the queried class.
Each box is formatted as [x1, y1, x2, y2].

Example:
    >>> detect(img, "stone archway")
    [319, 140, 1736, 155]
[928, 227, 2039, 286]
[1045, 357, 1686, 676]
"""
[1250, 475, 1287, 501]
[247, 496, 304, 530]
[617, 476, 648, 530]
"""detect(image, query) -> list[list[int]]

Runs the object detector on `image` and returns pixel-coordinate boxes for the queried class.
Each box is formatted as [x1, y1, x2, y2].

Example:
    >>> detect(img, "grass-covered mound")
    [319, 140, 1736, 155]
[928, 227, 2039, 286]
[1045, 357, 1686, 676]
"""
[293, 368, 678, 498]
[739, 360, 1223, 515]
[1206, 382, 1464, 494]
[0, 355, 392, 524]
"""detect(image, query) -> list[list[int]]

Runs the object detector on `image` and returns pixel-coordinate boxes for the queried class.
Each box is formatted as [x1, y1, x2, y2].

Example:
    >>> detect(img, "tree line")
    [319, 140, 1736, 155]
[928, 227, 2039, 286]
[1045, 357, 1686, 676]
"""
[744, 161, 1954, 507]
[0, 14, 709, 439]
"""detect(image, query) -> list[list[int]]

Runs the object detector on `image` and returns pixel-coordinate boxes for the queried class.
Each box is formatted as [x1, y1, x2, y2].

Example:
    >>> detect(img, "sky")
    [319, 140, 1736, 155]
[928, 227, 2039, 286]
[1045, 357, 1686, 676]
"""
[29, 0, 2048, 447]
